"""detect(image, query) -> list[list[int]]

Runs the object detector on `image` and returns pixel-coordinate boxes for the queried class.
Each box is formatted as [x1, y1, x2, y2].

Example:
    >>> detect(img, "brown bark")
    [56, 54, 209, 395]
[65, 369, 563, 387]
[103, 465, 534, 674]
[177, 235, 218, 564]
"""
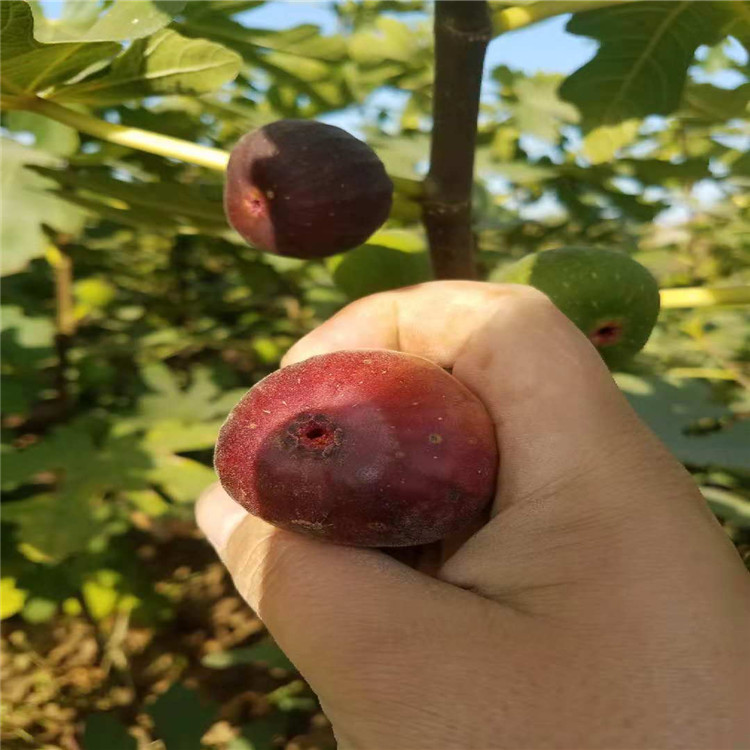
[423, 1, 492, 280]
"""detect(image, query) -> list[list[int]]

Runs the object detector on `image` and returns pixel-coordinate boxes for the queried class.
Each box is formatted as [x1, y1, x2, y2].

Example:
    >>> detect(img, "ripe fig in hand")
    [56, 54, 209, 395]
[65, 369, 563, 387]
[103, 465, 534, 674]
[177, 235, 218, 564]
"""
[214, 350, 498, 547]
[496, 246, 660, 368]
[224, 119, 393, 259]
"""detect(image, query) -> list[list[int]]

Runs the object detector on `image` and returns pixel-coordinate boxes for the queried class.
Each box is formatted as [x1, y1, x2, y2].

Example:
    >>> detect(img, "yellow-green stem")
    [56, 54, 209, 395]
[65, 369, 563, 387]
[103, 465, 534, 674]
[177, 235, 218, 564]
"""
[27, 96, 229, 172]
[660, 286, 750, 309]
[492, 0, 638, 34]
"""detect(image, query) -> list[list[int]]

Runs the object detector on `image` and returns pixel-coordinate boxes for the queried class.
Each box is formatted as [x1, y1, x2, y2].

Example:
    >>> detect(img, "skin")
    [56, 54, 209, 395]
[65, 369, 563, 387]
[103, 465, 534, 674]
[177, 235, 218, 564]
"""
[198, 281, 750, 750]
[214, 349, 497, 547]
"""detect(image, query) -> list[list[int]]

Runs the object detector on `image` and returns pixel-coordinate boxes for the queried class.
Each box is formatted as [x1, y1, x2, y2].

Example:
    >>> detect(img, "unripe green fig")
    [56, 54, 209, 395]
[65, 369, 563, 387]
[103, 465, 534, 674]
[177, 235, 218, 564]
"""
[494, 247, 660, 367]
[224, 119, 393, 259]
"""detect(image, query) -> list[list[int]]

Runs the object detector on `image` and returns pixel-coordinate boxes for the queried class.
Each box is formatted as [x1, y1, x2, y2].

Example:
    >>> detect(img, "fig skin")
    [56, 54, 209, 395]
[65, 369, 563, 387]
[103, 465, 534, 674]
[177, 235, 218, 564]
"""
[214, 350, 498, 547]
[495, 247, 661, 368]
[224, 119, 393, 259]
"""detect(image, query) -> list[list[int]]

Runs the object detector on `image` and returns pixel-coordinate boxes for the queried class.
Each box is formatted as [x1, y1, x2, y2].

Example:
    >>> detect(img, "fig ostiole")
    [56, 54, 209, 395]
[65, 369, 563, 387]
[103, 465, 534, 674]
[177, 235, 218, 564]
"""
[224, 119, 393, 259]
[214, 350, 498, 547]
[495, 246, 660, 368]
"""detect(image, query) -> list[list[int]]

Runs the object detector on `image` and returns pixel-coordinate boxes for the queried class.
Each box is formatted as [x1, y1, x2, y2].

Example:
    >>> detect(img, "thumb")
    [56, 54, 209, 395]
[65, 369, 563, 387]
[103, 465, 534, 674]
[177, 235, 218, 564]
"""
[196, 483, 496, 703]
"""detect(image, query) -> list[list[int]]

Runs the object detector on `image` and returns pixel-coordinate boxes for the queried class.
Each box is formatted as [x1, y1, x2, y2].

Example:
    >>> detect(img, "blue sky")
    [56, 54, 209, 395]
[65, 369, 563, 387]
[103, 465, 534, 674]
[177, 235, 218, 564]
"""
[240, 2, 598, 76]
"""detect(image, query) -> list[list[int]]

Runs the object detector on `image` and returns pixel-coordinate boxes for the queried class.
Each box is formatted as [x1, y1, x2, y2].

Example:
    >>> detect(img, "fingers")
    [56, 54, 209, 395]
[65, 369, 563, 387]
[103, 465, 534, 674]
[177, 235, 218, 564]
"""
[282, 280, 529, 369]
[279, 281, 717, 603]
[196, 482, 505, 718]
[284, 281, 647, 515]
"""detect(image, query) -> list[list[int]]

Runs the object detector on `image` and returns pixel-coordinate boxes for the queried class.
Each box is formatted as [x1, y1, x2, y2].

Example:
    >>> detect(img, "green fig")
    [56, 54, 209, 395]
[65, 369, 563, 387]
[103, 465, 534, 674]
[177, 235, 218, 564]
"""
[494, 247, 660, 368]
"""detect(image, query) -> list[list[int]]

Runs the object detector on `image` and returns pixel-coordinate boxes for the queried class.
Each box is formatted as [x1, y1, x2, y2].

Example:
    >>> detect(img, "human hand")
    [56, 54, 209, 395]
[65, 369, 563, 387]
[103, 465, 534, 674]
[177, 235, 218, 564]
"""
[198, 282, 750, 750]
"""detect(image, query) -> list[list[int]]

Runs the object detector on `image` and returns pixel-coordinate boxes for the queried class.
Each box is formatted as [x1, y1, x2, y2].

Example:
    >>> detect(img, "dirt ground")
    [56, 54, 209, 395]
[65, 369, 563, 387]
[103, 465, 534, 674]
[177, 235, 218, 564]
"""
[1, 521, 336, 750]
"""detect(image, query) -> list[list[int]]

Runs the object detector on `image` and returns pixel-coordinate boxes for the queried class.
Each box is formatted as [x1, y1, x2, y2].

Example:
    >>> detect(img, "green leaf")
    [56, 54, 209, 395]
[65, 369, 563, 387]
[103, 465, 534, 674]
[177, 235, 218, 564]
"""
[619, 157, 712, 185]
[2, 493, 101, 562]
[508, 74, 579, 143]
[332, 243, 432, 300]
[229, 714, 288, 750]
[21, 596, 57, 623]
[729, 150, 750, 177]
[0, 1, 120, 96]
[4, 110, 79, 155]
[181, 18, 348, 63]
[202, 637, 295, 671]
[82, 568, 139, 620]
[143, 421, 222, 454]
[680, 82, 750, 122]
[30, 166, 228, 232]
[616, 374, 750, 472]
[147, 453, 216, 504]
[560, 1, 732, 128]
[148, 683, 218, 750]
[582, 120, 640, 165]
[83, 713, 137, 750]
[0, 138, 87, 276]
[30, 0, 186, 43]
[350, 16, 416, 65]
[2, 421, 152, 560]
[702, 487, 750, 529]
[2, 421, 150, 493]
[0, 577, 27, 619]
[0, 305, 55, 347]
[137, 364, 245, 424]
[184, 1, 264, 18]
[55, 28, 241, 105]
[176, 17, 352, 113]
[488, 161, 558, 184]
[266, 679, 316, 712]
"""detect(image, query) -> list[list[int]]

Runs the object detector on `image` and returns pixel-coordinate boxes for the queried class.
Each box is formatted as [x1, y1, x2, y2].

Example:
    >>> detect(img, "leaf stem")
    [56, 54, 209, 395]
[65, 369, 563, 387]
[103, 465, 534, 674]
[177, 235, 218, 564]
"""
[660, 286, 750, 309]
[423, 1, 492, 279]
[492, 1, 638, 34]
[25, 96, 229, 172]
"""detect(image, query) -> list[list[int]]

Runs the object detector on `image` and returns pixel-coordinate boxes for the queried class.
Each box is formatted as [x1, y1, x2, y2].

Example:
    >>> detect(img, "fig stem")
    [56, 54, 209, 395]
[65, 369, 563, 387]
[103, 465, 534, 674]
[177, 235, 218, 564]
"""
[24, 96, 230, 172]
[423, 1, 492, 280]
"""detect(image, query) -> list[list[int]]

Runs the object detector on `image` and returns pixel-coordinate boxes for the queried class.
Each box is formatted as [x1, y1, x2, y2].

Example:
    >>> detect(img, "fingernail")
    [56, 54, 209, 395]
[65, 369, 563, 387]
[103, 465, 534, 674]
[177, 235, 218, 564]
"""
[196, 482, 248, 556]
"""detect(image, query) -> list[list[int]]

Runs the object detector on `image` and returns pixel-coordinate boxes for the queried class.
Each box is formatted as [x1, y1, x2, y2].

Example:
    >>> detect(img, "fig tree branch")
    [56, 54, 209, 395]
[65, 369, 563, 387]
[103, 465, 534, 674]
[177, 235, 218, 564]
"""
[423, 1, 492, 280]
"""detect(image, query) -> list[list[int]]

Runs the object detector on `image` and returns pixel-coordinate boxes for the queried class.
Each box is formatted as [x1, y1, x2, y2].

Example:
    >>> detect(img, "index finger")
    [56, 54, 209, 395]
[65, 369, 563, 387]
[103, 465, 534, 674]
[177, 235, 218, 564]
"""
[282, 280, 531, 369]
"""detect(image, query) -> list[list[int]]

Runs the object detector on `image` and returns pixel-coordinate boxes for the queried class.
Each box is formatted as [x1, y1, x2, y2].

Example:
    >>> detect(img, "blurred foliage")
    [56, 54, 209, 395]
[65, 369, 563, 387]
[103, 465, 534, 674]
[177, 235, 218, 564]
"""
[1, 0, 749, 747]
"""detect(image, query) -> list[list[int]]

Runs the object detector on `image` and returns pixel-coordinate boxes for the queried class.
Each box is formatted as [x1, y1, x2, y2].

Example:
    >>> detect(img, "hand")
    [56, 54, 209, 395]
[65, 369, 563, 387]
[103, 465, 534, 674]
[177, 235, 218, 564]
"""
[197, 282, 750, 750]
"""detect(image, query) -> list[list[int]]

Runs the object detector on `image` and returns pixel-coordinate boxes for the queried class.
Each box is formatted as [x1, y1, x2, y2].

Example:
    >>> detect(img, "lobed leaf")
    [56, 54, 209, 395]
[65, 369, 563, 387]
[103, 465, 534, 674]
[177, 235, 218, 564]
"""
[29, 0, 185, 43]
[1, 1, 119, 96]
[54, 28, 241, 105]
[560, 1, 733, 128]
